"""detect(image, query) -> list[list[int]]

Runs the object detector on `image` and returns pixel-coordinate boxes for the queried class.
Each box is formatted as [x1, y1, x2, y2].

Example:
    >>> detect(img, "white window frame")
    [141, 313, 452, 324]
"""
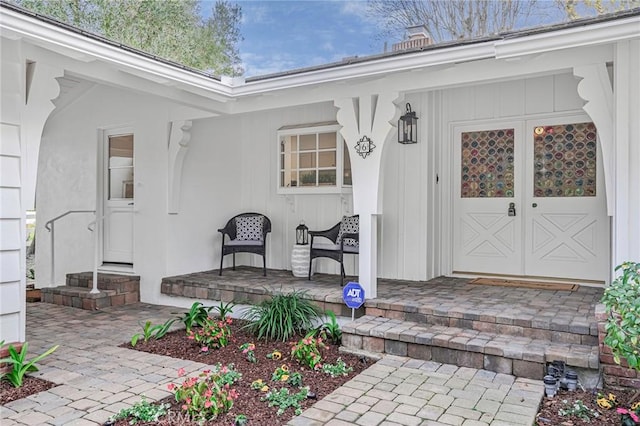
[276, 122, 352, 195]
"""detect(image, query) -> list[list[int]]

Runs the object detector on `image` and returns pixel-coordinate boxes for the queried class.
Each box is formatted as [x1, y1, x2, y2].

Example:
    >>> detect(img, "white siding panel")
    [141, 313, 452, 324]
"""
[0, 250, 20, 282]
[447, 87, 475, 121]
[498, 80, 526, 117]
[0, 188, 20, 218]
[474, 84, 497, 119]
[554, 73, 584, 111]
[0, 156, 20, 187]
[0, 281, 20, 314]
[0, 124, 20, 156]
[0, 312, 20, 343]
[525, 76, 555, 114]
[0, 219, 20, 250]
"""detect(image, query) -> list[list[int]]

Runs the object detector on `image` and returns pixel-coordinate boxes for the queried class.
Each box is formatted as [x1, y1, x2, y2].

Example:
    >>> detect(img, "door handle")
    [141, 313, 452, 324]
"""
[508, 202, 516, 217]
[532, 203, 537, 208]
[128, 202, 134, 206]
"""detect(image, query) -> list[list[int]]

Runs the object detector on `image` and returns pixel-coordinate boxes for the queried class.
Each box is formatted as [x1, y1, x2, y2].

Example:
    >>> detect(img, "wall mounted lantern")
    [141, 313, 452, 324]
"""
[398, 103, 418, 144]
[296, 221, 309, 245]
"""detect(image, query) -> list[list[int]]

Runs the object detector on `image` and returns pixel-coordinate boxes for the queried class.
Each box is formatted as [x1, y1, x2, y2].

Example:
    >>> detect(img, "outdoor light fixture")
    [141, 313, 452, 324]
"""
[398, 103, 418, 144]
[296, 221, 308, 245]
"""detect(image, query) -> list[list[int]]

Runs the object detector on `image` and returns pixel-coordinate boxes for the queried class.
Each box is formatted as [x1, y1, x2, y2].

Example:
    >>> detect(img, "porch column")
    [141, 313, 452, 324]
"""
[167, 120, 193, 214]
[335, 92, 400, 299]
[612, 40, 640, 266]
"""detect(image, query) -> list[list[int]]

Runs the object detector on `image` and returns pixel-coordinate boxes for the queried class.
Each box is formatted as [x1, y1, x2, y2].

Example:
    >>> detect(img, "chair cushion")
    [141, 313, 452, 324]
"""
[227, 240, 262, 246]
[311, 242, 358, 253]
[336, 216, 359, 248]
[235, 216, 264, 241]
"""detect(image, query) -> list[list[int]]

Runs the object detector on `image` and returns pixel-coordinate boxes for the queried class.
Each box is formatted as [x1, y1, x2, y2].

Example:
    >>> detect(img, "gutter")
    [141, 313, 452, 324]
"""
[1, 1, 639, 100]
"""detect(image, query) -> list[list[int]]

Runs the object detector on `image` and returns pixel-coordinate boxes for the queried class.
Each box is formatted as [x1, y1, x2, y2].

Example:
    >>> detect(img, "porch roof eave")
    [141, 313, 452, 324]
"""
[1, 2, 639, 105]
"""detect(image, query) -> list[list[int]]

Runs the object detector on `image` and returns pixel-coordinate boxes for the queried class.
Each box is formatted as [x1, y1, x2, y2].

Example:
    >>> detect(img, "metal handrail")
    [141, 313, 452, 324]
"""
[45, 210, 96, 288]
[45, 210, 95, 231]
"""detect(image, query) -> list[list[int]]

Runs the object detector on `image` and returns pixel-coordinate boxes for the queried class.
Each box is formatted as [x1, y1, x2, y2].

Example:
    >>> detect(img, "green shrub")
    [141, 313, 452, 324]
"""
[601, 261, 640, 370]
[241, 289, 321, 341]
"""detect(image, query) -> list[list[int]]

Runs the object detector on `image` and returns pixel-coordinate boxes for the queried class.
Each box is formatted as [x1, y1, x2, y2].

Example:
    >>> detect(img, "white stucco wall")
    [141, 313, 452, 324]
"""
[35, 84, 174, 305]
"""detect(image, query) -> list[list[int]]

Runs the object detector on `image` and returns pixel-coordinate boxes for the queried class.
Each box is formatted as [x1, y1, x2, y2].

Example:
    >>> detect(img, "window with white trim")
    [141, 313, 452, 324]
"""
[277, 122, 352, 194]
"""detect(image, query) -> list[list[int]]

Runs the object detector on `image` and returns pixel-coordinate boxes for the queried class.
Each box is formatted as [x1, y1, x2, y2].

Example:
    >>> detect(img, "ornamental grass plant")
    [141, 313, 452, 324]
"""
[241, 288, 322, 341]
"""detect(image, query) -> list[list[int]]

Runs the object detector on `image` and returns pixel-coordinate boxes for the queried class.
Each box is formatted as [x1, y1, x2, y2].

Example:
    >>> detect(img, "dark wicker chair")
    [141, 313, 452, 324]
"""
[308, 215, 359, 286]
[218, 213, 271, 276]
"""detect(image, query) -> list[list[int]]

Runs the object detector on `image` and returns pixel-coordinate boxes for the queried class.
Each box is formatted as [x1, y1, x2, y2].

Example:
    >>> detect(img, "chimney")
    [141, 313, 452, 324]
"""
[392, 25, 431, 52]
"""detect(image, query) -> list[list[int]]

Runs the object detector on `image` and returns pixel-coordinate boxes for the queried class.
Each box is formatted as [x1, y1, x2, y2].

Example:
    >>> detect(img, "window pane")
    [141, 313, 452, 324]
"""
[461, 129, 514, 198]
[281, 136, 296, 153]
[299, 134, 316, 151]
[299, 152, 316, 168]
[299, 170, 316, 186]
[343, 142, 352, 185]
[282, 170, 297, 187]
[318, 170, 336, 186]
[108, 134, 134, 199]
[533, 122, 597, 197]
[319, 132, 336, 149]
[318, 151, 336, 167]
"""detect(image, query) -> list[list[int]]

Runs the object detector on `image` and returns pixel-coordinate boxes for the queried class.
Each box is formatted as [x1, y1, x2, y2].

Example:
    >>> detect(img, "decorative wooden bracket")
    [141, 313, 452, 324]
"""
[167, 120, 192, 214]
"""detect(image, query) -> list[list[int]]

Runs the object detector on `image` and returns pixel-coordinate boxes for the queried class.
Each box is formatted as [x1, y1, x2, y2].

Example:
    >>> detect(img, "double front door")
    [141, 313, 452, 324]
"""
[452, 115, 609, 282]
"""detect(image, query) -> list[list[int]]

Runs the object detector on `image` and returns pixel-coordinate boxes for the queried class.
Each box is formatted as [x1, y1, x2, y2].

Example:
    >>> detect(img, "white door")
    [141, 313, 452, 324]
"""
[453, 116, 609, 282]
[103, 132, 134, 264]
[453, 122, 523, 275]
[523, 117, 609, 281]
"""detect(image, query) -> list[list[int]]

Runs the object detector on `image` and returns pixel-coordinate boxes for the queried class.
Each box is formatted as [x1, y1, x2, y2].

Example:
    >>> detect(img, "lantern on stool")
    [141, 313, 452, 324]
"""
[398, 103, 418, 144]
[296, 221, 309, 245]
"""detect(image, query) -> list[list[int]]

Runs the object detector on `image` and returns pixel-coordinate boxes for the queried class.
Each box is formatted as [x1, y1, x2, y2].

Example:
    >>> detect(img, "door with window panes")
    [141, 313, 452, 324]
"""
[453, 115, 609, 282]
[103, 132, 134, 264]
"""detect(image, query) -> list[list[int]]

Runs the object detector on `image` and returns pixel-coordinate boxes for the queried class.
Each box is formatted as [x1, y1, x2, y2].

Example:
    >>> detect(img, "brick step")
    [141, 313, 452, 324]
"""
[365, 302, 598, 346]
[66, 271, 140, 293]
[342, 315, 599, 380]
[41, 284, 139, 310]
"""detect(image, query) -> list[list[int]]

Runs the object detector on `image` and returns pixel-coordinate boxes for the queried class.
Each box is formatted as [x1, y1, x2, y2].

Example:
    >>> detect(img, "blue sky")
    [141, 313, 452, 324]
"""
[200, 0, 571, 78]
[202, 0, 383, 77]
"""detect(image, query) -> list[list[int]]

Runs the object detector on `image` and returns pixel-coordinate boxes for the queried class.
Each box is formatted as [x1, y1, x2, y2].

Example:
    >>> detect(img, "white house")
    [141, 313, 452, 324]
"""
[1, 3, 639, 343]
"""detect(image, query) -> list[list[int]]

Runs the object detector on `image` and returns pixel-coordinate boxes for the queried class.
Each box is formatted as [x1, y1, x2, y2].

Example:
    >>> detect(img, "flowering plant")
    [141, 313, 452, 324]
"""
[322, 358, 353, 377]
[250, 379, 269, 392]
[602, 261, 640, 370]
[266, 350, 282, 360]
[618, 401, 640, 426]
[167, 364, 241, 423]
[187, 316, 232, 351]
[271, 364, 290, 382]
[239, 343, 256, 363]
[291, 333, 325, 370]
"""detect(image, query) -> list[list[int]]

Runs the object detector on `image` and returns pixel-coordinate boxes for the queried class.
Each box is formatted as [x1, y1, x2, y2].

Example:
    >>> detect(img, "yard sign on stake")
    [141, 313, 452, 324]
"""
[343, 281, 365, 321]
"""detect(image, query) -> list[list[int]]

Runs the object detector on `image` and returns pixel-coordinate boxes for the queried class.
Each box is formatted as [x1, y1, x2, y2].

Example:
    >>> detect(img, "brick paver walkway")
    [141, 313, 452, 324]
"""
[1, 303, 543, 425]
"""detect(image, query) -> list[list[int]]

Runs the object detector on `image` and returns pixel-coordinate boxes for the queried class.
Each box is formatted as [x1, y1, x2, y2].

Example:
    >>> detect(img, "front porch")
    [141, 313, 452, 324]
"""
[160, 267, 604, 382]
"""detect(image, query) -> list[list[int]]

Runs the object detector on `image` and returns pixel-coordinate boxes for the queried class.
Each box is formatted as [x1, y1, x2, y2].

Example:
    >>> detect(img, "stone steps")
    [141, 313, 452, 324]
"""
[41, 272, 140, 310]
[342, 315, 599, 381]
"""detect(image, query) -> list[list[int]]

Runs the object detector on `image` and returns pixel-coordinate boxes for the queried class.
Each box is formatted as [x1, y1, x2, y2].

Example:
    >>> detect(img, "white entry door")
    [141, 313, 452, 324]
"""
[103, 131, 134, 264]
[453, 116, 609, 282]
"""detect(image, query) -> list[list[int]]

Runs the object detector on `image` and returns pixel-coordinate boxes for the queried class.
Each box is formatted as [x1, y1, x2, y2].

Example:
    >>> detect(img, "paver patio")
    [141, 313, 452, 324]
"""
[1, 303, 544, 425]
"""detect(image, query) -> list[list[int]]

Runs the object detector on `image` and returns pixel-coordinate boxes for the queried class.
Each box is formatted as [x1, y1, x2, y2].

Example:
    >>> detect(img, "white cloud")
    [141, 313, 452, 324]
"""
[339, 0, 369, 17]
[321, 41, 334, 52]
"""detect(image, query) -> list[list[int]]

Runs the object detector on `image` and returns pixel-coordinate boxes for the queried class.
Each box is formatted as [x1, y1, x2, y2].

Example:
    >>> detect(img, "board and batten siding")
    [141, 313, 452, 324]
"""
[0, 40, 26, 343]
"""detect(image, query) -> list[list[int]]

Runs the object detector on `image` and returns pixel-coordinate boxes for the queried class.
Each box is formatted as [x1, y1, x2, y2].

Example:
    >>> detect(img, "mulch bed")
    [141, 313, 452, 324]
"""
[111, 319, 370, 425]
[536, 388, 640, 425]
[0, 376, 58, 406]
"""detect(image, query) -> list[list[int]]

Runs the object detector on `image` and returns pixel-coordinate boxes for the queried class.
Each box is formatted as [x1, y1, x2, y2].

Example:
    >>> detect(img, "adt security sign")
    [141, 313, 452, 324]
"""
[343, 282, 365, 309]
